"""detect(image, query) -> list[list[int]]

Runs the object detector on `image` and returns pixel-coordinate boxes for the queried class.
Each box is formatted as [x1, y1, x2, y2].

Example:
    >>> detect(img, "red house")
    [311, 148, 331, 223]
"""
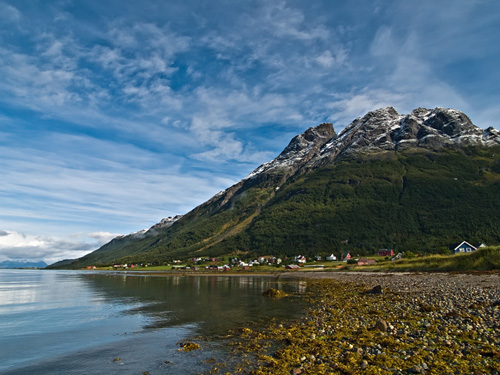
[357, 258, 377, 266]
[378, 249, 394, 257]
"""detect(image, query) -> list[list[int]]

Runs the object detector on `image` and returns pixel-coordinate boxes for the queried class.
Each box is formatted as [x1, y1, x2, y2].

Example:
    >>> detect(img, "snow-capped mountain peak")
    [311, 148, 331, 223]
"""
[311, 107, 499, 166]
[244, 122, 335, 180]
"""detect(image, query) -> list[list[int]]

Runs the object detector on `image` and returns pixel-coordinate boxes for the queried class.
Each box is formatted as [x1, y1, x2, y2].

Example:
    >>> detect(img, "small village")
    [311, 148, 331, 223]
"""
[98, 240, 487, 271]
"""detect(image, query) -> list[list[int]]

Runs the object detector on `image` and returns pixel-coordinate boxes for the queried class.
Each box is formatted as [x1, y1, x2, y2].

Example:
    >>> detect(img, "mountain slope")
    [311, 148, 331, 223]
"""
[242, 147, 500, 254]
[52, 107, 500, 268]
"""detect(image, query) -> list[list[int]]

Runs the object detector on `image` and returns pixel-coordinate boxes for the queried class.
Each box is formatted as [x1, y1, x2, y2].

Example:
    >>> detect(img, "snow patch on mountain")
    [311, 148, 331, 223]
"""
[244, 122, 335, 180]
[112, 215, 183, 242]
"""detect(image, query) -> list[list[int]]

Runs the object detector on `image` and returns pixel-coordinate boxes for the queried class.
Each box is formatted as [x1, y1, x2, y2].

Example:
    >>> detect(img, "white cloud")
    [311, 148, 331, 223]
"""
[92, 22, 190, 87]
[327, 89, 409, 125]
[253, 1, 329, 41]
[0, 132, 239, 247]
[87, 232, 122, 243]
[0, 2, 21, 23]
[369, 26, 396, 57]
[0, 21, 190, 133]
[323, 23, 469, 128]
[0, 1, 346, 172]
[316, 51, 336, 68]
[0, 152, 232, 225]
[0, 230, 113, 264]
[186, 86, 310, 162]
[315, 49, 348, 69]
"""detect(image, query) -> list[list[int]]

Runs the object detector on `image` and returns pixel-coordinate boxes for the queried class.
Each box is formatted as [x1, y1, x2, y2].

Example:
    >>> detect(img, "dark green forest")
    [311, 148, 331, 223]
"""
[240, 148, 500, 256]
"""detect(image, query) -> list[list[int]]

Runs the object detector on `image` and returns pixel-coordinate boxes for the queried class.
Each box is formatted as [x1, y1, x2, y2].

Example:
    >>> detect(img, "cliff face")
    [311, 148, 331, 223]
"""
[52, 107, 500, 268]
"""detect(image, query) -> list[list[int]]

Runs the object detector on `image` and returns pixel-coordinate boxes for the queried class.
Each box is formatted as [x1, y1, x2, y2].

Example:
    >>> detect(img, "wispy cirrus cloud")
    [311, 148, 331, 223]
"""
[1, 0, 345, 165]
[247, 1, 330, 41]
[0, 137, 235, 228]
[88, 22, 190, 98]
[0, 2, 21, 24]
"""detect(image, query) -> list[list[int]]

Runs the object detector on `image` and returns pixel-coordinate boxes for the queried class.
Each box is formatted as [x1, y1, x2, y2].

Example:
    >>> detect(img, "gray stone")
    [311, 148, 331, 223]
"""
[374, 318, 388, 332]
[408, 364, 425, 374]
[366, 285, 384, 295]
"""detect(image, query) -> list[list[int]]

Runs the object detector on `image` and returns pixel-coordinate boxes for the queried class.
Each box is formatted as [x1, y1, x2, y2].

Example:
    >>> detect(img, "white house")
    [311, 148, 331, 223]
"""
[295, 255, 306, 264]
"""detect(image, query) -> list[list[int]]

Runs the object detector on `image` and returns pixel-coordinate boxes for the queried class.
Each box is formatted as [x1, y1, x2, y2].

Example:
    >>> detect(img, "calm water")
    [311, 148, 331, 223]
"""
[0, 269, 305, 374]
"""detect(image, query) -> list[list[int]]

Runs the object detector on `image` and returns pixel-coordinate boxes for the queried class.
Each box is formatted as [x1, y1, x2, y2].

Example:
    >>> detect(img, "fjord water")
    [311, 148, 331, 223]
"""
[0, 269, 304, 374]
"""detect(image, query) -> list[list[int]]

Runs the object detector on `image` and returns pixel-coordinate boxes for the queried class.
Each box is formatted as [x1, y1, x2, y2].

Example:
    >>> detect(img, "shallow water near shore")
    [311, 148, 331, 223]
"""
[0, 269, 305, 374]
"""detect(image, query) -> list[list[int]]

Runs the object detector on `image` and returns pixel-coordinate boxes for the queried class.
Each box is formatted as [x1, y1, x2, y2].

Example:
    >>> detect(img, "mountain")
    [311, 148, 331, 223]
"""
[46, 258, 78, 268]
[51, 107, 500, 268]
[0, 260, 47, 269]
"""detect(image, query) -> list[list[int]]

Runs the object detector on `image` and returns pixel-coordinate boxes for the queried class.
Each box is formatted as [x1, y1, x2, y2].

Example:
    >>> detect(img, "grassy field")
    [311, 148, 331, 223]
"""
[344, 246, 500, 272]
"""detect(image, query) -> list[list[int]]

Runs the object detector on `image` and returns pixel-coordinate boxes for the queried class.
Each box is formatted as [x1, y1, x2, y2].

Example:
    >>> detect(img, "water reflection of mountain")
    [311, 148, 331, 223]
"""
[77, 273, 306, 336]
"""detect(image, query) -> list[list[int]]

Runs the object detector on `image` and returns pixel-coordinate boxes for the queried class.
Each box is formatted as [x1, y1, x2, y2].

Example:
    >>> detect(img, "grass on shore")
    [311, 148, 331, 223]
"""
[348, 246, 500, 272]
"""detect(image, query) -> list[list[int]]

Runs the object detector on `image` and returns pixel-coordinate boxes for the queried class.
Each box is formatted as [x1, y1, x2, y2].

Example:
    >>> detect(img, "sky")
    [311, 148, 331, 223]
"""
[1, 0, 499, 264]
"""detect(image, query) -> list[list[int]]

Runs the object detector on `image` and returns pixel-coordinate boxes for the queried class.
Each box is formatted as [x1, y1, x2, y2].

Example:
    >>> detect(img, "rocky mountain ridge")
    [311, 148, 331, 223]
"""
[316, 107, 499, 161]
[246, 107, 500, 176]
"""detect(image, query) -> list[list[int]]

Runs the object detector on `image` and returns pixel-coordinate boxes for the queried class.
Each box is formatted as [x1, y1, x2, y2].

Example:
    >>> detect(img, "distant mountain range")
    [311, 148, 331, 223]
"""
[49, 107, 500, 268]
[0, 260, 47, 269]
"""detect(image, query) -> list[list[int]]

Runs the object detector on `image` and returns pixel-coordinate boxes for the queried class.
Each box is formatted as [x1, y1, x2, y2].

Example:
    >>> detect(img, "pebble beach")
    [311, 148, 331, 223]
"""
[219, 271, 500, 375]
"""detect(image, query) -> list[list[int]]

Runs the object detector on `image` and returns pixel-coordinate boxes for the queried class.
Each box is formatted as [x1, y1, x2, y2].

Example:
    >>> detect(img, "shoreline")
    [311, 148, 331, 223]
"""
[205, 270, 500, 374]
[66, 268, 500, 296]
[67, 269, 500, 279]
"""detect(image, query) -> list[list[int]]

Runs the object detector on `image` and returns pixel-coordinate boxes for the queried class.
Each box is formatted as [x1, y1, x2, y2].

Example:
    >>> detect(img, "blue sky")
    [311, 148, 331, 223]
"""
[1, 0, 499, 263]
